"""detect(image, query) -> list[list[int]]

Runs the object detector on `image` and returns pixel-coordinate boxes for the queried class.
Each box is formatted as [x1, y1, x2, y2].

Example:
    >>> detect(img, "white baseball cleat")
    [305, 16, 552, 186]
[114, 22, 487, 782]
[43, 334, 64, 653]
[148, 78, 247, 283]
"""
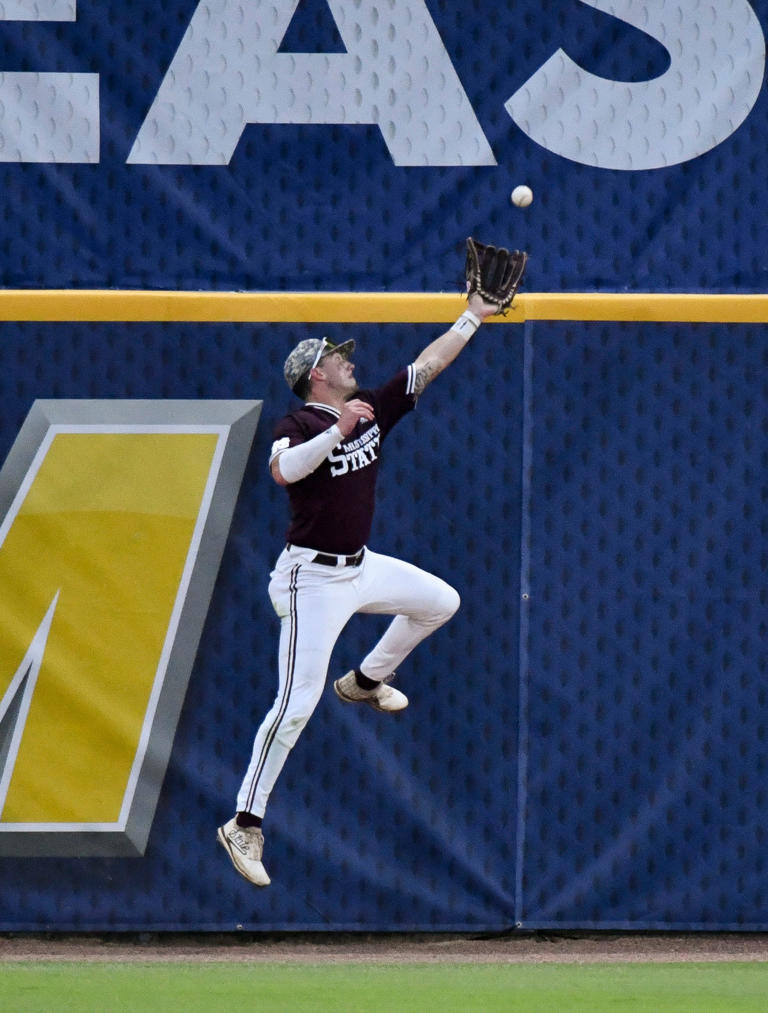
[217, 816, 271, 887]
[333, 670, 408, 712]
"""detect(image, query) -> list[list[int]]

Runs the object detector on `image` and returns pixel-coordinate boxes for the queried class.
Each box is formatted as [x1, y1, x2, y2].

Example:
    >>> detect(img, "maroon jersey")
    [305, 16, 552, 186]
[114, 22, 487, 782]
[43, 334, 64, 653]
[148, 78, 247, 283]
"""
[270, 366, 417, 554]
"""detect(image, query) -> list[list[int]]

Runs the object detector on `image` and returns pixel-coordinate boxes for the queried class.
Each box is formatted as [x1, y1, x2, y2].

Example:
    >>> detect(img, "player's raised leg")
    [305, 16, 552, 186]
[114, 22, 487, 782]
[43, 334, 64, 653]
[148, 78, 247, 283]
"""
[333, 549, 460, 710]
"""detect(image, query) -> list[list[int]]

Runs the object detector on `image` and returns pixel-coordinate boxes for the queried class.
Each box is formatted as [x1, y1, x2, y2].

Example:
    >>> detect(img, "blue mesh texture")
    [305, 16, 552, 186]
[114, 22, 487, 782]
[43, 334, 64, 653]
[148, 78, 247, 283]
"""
[519, 321, 768, 929]
[0, 1, 765, 291]
[4, 319, 768, 929]
[0, 320, 521, 931]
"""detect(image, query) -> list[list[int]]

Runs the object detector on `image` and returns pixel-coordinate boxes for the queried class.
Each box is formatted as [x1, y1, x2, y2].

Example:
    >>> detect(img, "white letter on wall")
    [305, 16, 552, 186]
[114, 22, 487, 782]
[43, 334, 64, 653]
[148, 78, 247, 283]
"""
[0, 1, 99, 162]
[128, 0, 495, 167]
[505, 0, 765, 170]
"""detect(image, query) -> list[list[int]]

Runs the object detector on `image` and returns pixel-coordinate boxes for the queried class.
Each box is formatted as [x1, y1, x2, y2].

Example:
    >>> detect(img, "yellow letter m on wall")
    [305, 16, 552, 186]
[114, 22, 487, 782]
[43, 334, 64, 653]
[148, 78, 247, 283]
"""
[0, 400, 261, 856]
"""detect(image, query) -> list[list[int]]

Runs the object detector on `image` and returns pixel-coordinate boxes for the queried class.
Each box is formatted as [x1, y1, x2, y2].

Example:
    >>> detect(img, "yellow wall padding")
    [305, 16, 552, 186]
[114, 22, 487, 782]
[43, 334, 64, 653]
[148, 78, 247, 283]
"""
[0, 290, 767, 323]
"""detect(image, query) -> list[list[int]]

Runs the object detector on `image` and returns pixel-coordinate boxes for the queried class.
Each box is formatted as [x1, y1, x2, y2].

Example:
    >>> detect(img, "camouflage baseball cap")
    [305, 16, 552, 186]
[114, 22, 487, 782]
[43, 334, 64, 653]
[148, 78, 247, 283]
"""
[283, 336, 356, 391]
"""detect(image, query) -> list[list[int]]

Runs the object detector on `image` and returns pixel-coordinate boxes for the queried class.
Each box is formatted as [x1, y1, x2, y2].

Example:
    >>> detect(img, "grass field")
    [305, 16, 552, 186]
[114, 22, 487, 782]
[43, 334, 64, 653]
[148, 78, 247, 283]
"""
[1, 961, 768, 1012]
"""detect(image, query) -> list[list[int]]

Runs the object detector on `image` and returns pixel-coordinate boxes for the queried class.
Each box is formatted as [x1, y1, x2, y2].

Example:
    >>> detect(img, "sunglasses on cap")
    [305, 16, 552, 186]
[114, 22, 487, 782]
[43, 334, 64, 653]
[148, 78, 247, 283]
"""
[310, 337, 333, 371]
[310, 337, 353, 371]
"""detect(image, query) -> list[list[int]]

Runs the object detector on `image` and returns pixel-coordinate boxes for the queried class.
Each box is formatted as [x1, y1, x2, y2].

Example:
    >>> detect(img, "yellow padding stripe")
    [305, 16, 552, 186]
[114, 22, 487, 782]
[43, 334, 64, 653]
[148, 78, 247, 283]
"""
[0, 290, 767, 323]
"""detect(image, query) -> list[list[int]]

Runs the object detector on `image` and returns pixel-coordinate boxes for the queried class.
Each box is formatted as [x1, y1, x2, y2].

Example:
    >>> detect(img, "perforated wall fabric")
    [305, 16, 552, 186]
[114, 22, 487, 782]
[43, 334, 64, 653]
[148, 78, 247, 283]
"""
[3, 0, 768, 932]
[0, 1, 767, 291]
[3, 319, 768, 929]
[519, 321, 768, 929]
[0, 321, 522, 931]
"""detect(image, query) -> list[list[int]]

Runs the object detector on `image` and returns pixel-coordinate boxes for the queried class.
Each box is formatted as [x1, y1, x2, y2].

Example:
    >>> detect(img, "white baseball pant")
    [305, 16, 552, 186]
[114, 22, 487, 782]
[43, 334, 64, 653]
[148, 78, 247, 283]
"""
[236, 543, 460, 817]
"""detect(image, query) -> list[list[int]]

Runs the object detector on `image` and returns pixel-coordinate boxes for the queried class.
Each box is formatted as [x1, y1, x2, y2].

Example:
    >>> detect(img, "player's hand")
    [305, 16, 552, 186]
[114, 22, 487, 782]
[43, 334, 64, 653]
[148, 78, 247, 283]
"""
[337, 398, 375, 436]
[467, 289, 500, 320]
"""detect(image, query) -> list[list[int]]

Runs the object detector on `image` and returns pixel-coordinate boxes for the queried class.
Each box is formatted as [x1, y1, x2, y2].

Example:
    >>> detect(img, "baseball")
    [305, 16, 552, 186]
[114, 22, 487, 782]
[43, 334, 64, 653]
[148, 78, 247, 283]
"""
[511, 185, 533, 208]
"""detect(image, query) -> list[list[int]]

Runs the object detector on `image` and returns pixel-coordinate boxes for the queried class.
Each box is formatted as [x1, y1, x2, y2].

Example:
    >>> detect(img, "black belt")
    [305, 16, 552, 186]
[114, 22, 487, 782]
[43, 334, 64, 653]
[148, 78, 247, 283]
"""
[287, 544, 365, 567]
[313, 547, 365, 567]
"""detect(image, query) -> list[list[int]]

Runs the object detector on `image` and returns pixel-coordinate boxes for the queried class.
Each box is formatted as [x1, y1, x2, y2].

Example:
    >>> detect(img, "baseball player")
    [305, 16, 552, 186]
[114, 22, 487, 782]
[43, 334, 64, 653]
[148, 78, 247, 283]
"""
[218, 244, 526, 886]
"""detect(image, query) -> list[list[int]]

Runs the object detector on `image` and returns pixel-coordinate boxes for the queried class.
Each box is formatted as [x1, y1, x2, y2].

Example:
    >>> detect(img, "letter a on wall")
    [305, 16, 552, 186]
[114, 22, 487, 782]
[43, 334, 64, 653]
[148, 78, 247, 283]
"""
[0, 399, 261, 856]
[129, 0, 494, 166]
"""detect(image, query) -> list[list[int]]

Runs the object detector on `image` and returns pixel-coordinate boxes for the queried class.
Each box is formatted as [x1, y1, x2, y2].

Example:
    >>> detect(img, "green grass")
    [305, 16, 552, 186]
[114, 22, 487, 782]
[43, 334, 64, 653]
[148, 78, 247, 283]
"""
[1, 961, 768, 1012]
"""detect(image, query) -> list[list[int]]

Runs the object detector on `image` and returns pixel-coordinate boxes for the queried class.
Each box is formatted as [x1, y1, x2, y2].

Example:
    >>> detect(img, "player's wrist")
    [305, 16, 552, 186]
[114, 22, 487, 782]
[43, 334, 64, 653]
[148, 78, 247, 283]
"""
[452, 309, 482, 341]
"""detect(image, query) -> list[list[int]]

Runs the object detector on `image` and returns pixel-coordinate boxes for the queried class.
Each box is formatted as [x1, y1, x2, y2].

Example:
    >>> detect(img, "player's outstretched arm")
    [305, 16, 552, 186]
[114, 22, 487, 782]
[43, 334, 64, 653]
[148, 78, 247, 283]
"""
[412, 292, 497, 396]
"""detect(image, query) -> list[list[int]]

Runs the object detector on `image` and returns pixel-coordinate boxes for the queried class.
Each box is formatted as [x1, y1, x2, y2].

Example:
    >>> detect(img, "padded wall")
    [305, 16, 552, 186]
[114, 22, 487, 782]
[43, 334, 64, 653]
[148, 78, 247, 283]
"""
[0, 321, 522, 931]
[0, 1, 765, 292]
[519, 321, 768, 929]
[2, 317, 768, 930]
[2, 0, 768, 931]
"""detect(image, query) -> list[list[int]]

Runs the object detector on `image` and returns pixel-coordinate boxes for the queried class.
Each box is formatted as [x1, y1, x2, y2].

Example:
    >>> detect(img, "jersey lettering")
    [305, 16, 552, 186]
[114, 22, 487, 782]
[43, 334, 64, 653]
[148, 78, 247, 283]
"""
[328, 425, 381, 477]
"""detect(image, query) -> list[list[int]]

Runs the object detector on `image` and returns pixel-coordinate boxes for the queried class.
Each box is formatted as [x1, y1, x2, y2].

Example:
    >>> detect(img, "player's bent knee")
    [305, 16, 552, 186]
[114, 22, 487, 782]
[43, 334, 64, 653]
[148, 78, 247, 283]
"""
[436, 584, 461, 624]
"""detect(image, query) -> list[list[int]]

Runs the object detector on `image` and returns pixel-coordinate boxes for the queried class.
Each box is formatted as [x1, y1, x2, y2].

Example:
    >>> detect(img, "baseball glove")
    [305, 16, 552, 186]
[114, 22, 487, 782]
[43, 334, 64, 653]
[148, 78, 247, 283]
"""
[465, 237, 528, 314]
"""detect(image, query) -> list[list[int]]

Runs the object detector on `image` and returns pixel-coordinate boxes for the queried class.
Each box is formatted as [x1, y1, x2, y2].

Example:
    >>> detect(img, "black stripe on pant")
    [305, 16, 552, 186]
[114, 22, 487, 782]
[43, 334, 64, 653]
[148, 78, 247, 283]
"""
[243, 563, 301, 813]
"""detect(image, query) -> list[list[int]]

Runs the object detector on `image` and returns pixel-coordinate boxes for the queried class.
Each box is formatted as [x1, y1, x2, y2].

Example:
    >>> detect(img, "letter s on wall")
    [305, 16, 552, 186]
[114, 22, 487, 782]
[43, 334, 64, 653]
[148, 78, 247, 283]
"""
[505, 0, 766, 171]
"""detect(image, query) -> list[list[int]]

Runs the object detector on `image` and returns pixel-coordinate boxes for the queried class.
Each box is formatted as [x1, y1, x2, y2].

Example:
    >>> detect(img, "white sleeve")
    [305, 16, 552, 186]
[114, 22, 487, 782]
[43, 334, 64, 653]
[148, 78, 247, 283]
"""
[271, 424, 343, 483]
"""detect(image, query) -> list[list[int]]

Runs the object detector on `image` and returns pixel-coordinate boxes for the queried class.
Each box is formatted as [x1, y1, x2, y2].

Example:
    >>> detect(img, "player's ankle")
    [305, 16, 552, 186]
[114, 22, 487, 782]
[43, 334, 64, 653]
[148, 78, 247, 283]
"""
[354, 668, 379, 690]
[236, 810, 263, 829]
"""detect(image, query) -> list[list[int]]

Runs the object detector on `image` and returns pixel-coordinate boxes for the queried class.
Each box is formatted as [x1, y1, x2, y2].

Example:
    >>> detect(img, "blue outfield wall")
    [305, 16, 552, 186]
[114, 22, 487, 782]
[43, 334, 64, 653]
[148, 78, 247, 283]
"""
[0, 320, 522, 932]
[520, 321, 768, 929]
[0, 317, 767, 930]
[1, 0, 768, 930]
[0, 1, 766, 294]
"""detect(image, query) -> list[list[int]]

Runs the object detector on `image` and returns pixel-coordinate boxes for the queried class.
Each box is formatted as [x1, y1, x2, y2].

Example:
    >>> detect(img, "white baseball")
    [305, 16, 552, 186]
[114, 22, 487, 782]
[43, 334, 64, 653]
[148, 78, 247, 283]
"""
[511, 185, 533, 208]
